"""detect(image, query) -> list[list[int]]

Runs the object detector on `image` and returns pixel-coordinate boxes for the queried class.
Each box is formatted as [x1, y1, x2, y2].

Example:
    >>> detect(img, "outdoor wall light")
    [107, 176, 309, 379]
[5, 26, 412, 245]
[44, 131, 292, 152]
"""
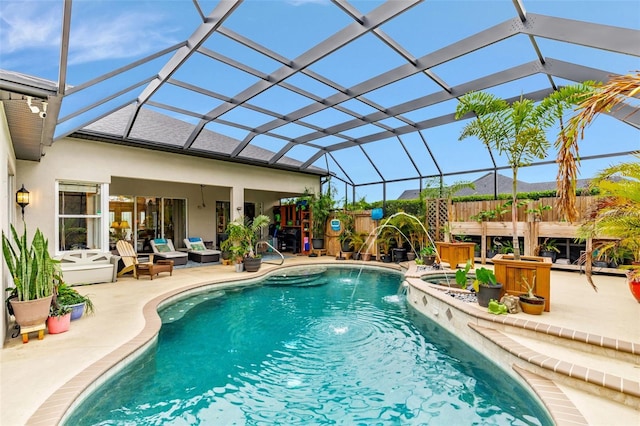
[16, 184, 30, 219]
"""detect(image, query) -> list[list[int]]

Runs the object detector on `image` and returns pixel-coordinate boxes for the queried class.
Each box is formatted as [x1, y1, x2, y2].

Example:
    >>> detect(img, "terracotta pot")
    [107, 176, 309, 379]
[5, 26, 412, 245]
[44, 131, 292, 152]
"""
[9, 296, 53, 328]
[628, 272, 640, 303]
[47, 313, 71, 334]
[519, 295, 545, 315]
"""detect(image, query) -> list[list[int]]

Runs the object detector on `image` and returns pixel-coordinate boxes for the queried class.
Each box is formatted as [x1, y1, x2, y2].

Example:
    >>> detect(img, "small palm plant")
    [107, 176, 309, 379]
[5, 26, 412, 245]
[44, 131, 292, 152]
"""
[220, 215, 270, 262]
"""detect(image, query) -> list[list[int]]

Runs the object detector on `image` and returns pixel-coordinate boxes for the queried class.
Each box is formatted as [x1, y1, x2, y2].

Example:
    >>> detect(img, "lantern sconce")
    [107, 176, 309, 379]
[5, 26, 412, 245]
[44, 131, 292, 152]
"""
[16, 184, 30, 219]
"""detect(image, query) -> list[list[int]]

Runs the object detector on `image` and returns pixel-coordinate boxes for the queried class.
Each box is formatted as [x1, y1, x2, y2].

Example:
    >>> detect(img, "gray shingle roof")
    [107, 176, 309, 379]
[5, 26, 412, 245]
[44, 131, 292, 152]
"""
[397, 173, 592, 199]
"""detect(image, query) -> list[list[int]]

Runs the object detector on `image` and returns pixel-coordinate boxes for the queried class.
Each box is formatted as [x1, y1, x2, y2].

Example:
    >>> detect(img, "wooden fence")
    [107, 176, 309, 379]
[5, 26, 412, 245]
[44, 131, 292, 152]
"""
[449, 196, 596, 223]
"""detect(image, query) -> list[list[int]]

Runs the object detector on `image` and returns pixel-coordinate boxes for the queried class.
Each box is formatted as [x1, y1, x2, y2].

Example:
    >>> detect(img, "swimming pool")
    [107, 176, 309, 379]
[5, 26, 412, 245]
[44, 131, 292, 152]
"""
[64, 266, 551, 425]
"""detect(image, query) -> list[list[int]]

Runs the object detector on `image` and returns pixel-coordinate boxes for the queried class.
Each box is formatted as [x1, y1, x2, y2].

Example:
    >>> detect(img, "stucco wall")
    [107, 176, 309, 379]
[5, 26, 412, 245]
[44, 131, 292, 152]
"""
[16, 137, 320, 249]
[1, 102, 18, 344]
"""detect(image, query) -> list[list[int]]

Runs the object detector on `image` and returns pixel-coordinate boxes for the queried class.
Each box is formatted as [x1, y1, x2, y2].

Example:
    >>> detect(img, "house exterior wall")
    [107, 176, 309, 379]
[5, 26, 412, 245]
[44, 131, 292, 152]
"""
[1, 102, 19, 344]
[16, 137, 319, 250]
[1, 134, 318, 342]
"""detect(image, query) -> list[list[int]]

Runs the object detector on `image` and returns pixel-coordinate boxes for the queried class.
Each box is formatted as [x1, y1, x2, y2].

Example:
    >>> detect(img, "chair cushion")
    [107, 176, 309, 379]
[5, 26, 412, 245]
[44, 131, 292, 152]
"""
[190, 242, 206, 251]
[155, 244, 171, 253]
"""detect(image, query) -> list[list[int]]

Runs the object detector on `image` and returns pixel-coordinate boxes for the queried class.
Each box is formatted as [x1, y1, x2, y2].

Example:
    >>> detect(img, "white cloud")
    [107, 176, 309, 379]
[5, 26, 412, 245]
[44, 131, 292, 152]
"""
[0, 1, 180, 67]
[0, 1, 61, 53]
[68, 12, 178, 65]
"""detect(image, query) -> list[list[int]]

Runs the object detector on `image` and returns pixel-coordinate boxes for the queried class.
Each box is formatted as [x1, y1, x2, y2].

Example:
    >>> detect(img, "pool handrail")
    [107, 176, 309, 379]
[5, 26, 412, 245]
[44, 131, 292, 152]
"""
[256, 240, 285, 265]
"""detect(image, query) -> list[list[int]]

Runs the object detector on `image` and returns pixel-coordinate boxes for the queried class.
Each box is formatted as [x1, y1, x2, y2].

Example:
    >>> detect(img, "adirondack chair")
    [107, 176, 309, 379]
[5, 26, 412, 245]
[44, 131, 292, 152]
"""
[116, 240, 173, 279]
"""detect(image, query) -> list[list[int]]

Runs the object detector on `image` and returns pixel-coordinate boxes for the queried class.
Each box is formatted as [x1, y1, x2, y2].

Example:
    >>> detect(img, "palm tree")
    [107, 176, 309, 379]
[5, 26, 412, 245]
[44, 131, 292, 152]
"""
[578, 155, 640, 290]
[557, 72, 640, 222]
[454, 85, 592, 260]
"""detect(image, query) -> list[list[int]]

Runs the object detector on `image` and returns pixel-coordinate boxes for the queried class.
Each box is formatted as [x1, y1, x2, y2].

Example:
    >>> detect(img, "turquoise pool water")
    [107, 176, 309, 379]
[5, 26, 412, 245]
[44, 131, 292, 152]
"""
[65, 267, 551, 425]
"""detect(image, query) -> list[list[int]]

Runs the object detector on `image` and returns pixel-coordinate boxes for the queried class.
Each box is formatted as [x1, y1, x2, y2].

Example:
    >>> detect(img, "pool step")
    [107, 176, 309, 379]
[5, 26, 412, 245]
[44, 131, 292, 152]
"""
[264, 266, 328, 287]
[469, 322, 640, 409]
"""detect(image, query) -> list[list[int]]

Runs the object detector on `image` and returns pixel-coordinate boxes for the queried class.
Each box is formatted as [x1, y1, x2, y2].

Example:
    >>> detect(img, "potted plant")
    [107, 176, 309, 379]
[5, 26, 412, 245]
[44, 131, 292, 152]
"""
[386, 213, 413, 262]
[376, 228, 393, 263]
[350, 231, 372, 261]
[2, 225, 59, 334]
[518, 275, 545, 315]
[420, 245, 437, 266]
[310, 185, 336, 250]
[472, 267, 503, 308]
[335, 210, 355, 256]
[56, 283, 95, 320]
[536, 238, 560, 263]
[220, 215, 270, 272]
[47, 304, 72, 334]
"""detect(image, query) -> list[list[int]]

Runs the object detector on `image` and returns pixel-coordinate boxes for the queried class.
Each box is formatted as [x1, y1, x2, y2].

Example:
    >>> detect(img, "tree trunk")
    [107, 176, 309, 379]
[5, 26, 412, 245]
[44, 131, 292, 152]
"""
[512, 169, 521, 260]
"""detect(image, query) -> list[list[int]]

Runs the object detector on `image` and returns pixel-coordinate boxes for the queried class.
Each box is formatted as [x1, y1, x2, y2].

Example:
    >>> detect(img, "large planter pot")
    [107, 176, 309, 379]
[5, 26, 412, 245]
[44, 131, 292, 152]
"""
[476, 283, 503, 307]
[47, 313, 71, 334]
[312, 238, 325, 250]
[519, 295, 546, 315]
[244, 257, 262, 272]
[492, 254, 552, 312]
[628, 272, 640, 303]
[9, 295, 53, 328]
[435, 242, 475, 269]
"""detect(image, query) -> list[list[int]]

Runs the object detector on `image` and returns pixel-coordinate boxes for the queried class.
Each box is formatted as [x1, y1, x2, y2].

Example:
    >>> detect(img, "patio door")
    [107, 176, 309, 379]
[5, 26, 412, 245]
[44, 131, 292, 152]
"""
[136, 197, 160, 253]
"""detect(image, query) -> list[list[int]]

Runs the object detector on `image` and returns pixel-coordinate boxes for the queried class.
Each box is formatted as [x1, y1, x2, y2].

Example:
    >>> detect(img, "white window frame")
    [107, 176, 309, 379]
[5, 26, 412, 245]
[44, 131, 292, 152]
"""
[55, 180, 109, 254]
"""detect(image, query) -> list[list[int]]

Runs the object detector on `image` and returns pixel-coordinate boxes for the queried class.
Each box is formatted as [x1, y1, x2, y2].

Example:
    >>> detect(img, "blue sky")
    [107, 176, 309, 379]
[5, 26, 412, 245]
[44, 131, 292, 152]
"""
[1, 0, 639, 203]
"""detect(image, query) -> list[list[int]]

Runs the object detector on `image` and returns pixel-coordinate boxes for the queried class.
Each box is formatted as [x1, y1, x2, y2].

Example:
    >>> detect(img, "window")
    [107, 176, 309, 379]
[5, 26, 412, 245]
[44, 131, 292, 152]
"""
[57, 182, 105, 251]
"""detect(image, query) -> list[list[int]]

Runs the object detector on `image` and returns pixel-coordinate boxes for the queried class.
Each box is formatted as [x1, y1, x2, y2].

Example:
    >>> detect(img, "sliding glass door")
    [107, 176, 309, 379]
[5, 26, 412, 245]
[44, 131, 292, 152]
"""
[110, 196, 186, 253]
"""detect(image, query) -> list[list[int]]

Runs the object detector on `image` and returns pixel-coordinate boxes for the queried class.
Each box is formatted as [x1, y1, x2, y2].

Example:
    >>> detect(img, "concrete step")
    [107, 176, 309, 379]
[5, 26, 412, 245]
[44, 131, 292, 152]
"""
[469, 323, 640, 408]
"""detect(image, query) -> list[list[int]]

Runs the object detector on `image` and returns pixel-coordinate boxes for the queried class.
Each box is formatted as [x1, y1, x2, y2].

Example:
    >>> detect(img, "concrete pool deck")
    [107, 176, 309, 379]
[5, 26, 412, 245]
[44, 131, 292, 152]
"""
[1, 256, 638, 425]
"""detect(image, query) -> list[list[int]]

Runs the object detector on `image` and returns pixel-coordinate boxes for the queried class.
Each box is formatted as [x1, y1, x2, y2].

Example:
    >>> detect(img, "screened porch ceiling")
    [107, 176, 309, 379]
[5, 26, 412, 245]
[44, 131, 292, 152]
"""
[1, 0, 639, 200]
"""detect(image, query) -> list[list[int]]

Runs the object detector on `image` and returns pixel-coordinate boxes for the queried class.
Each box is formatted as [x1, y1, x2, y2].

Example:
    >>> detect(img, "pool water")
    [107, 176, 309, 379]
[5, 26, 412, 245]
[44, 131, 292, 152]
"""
[65, 267, 551, 425]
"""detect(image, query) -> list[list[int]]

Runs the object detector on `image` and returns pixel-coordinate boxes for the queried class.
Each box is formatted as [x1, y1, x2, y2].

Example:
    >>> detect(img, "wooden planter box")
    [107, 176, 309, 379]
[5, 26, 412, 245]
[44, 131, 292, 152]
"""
[435, 242, 476, 269]
[492, 254, 552, 311]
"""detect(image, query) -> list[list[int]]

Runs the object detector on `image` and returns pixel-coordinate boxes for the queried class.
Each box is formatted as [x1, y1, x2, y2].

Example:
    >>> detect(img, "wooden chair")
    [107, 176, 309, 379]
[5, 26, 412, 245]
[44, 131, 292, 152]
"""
[116, 240, 173, 280]
[116, 240, 143, 278]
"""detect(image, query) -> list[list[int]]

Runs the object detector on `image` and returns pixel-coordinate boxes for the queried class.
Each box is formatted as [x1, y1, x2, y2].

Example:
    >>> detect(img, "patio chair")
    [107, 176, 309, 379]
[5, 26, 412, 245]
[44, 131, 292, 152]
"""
[150, 238, 188, 266]
[116, 240, 174, 280]
[116, 240, 144, 278]
[183, 237, 221, 263]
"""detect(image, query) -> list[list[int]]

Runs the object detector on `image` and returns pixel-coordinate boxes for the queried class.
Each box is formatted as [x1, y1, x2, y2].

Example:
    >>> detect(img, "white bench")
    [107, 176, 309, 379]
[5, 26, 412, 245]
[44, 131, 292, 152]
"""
[55, 250, 120, 285]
